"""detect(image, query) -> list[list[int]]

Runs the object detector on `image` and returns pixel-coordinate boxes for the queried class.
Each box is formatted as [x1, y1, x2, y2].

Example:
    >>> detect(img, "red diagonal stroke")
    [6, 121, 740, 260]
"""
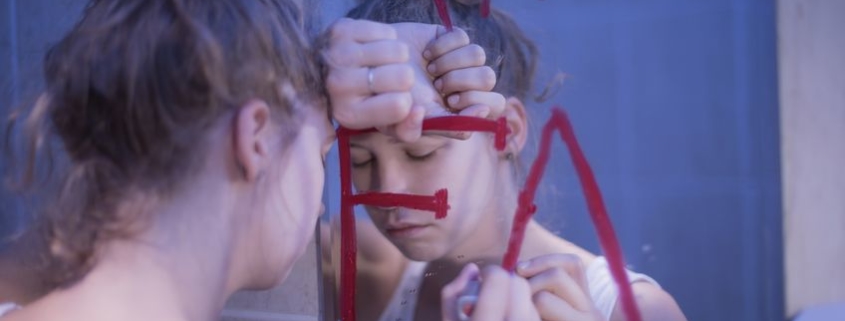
[433, 0, 453, 31]
[350, 189, 449, 219]
[500, 107, 642, 321]
[481, 0, 491, 18]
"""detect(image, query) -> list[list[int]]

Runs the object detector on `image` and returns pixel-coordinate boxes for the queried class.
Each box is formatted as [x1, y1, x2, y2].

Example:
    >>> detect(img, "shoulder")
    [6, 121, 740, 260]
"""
[609, 282, 687, 321]
[521, 220, 598, 266]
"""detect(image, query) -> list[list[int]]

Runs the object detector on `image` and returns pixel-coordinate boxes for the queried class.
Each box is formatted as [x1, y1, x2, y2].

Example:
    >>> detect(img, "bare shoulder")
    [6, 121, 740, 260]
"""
[522, 220, 598, 266]
[609, 282, 687, 321]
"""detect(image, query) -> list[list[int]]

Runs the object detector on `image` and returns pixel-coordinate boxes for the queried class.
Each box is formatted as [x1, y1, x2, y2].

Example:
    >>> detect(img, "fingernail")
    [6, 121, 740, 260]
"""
[423, 50, 433, 60]
[447, 95, 460, 106]
[435, 79, 443, 91]
[427, 63, 437, 74]
[517, 260, 530, 272]
[464, 263, 480, 277]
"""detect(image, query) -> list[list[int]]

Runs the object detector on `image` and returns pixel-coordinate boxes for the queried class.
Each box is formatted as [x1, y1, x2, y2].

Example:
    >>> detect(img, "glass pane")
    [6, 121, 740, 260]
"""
[319, 1, 783, 321]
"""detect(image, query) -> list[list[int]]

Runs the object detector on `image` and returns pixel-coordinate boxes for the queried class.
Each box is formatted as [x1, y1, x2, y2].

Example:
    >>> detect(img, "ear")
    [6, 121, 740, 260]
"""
[501, 96, 528, 156]
[233, 100, 272, 181]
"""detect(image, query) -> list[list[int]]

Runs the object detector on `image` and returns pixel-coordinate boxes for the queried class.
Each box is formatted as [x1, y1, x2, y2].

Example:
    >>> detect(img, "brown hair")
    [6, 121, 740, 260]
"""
[6, 0, 324, 287]
[346, 0, 539, 101]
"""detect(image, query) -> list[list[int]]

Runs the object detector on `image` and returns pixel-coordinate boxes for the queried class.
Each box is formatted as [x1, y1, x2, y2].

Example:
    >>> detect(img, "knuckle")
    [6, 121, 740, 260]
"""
[533, 291, 555, 305]
[455, 28, 471, 44]
[381, 24, 398, 39]
[387, 93, 413, 111]
[394, 65, 415, 90]
[481, 67, 497, 90]
[330, 18, 354, 40]
[548, 267, 567, 279]
[469, 44, 487, 64]
[394, 42, 411, 62]
[332, 105, 358, 125]
[325, 72, 346, 95]
[329, 43, 358, 67]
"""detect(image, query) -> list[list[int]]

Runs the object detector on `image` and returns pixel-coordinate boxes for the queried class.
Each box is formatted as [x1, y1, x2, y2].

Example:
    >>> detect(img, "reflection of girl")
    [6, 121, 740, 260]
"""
[331, 1, 688, 321]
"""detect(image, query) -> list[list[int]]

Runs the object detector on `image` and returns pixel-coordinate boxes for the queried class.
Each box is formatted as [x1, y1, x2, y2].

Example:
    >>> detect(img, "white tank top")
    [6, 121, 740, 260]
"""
[376, 257, 659, 321]
[0, 302, 20, 319]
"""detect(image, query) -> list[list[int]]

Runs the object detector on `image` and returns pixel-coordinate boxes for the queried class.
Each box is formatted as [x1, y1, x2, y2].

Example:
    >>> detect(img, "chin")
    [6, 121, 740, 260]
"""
[396, 242, 448, 262]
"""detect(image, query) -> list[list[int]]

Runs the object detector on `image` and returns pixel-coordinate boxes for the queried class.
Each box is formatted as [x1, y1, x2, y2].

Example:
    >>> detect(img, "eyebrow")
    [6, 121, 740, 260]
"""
[350, 134, 449, 149]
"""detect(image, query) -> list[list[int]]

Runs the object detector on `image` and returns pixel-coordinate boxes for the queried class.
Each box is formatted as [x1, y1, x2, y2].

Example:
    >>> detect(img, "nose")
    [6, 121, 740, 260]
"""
[371, 160, 408, 195]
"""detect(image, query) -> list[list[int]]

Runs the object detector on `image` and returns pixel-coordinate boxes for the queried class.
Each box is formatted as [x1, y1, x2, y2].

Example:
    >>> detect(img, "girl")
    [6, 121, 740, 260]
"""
[329, 1, 689, 320]
[1, 0, 535, 320]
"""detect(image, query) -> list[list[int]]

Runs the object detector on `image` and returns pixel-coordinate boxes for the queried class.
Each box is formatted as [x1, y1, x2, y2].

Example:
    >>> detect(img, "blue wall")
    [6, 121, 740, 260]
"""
[496, 1, 784, 320]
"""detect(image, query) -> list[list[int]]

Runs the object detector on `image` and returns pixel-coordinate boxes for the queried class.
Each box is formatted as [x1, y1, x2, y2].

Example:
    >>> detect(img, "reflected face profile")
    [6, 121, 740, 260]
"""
[348, 24, 511, 261]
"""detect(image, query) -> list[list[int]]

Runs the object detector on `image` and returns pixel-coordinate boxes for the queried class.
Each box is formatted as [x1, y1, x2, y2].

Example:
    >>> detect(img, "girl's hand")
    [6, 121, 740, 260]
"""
[324, 19, 504, 142]
[442, 264, 541, 321]
[425, 26, 505, 120]
[323, 18, 417, 139]
[516, 254, 604, 321]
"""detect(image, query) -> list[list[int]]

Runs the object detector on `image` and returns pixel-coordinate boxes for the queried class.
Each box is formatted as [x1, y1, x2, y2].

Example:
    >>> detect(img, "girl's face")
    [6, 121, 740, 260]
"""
[350, 132, 506, 261]
[349, 25, 510, 261]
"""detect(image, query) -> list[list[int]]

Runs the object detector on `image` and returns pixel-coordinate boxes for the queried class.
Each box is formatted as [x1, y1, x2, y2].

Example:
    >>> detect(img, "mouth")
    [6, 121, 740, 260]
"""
[385, 222, 432, 238]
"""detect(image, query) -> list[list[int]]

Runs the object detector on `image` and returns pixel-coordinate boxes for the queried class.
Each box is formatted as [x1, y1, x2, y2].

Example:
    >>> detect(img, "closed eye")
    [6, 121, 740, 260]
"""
[352, 158, 373, 168]
[406, 149, 438, 162]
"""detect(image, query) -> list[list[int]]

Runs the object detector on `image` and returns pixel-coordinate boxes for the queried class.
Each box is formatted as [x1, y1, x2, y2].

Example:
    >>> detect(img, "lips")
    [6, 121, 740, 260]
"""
[385, 222, 432, 238]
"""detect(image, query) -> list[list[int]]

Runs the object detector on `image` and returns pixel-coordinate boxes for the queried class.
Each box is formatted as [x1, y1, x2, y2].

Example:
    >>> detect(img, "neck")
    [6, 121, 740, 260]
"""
[26, 184, 238, 321]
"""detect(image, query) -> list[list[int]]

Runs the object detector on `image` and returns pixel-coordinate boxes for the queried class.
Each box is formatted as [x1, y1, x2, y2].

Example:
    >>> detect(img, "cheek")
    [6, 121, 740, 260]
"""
[438, 140, 499, 213]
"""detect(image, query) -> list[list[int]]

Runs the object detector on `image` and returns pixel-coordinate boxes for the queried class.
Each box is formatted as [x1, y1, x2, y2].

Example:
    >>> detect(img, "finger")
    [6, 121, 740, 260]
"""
[525, 267, 593, 312]
[328, 40, 410, 68]
[470, 266, 510, 321]
[517, 254, 587, 291]
[446, 91, 506, 115]
[533, 291, 583, 321]
[435, 66, 497, 96]
[327, 64, 414, 97]
[333, 93, 412, 129]
[391, 106, 425, 143]
[369, 64, 415, 94]
[424, 27, 471, 60]
[442, 263, 481, 321]
[427, 44, 486, 77]
[330, 18, 397, 43]
[508, 275, 542, 321]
